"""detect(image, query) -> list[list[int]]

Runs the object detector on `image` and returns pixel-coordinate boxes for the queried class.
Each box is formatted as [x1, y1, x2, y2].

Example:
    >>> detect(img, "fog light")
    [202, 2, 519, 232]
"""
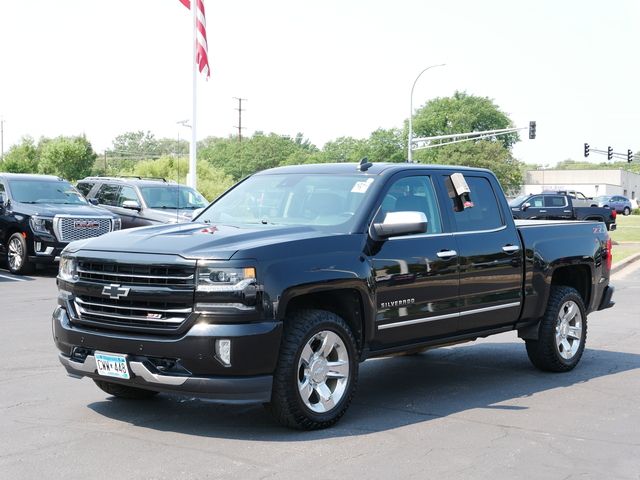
[215, 339, 231, 366]
[36, 242, 42, 251]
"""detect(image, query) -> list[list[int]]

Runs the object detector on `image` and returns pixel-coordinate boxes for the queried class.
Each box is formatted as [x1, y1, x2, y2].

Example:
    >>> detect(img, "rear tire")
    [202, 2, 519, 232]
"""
[525, 286, 587, 372]
[623, 207, 631, 216]
[93, 379, 159, 399]
[6, 233, 34, 275]
[268, 309, 358, 430]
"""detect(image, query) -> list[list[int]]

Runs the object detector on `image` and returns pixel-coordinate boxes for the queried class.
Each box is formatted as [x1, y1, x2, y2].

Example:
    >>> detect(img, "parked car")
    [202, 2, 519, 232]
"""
[54, 162, 614, 430]
[0, 173, 120, 274]
[594, 195, 633, 216]
[509, 193, 617, 230]
[76, 176, 208, 229]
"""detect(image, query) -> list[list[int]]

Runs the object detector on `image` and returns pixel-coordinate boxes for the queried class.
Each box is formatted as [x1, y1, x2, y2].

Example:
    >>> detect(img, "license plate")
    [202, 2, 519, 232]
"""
[95, 351, 130, 379]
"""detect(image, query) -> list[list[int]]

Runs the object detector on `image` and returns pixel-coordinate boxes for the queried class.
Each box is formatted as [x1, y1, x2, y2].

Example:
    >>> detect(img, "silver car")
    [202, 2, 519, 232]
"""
[594, 195, 634, 216]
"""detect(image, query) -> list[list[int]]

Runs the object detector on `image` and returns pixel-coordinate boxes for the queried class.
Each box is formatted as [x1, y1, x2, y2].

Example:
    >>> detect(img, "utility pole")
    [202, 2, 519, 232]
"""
[233, 97, 247, 142]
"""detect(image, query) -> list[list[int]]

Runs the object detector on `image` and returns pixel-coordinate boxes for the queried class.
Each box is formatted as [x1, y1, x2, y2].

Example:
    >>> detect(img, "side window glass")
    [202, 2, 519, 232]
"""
[96, 184, 120, 206]
[76, 182, 94, 197]
[451, 176, 503, 232]
[544, 196, 566, 207]
[376, 176, 442, 234]
[118, 186, 139, 207]
[0, 182, 5, 195]
[529, 196, 544, 207]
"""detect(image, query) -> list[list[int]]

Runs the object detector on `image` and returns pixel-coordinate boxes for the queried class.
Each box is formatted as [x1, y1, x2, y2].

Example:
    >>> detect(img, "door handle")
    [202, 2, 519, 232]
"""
[436, 250, 457, 259]
[563, 210, 571, 213]
[502, 245, 520, 253]
[539, 209, 547, 213]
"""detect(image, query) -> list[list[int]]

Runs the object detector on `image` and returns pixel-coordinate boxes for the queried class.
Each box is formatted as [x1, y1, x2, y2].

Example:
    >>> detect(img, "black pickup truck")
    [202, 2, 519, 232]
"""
[53, 162, 615, 430]
[509, 192, 616, 230]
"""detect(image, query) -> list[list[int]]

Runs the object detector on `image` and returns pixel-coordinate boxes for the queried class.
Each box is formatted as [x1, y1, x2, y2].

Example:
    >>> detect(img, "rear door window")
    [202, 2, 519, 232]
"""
[544, 196, 567, 207]
[450, 176, 504, 232]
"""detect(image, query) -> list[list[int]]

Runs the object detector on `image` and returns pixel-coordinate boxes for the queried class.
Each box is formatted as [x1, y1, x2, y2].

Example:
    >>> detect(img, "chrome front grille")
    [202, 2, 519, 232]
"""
[53, 215, 113, 242]
[70, 259, 196, 333]
[77, 260, 195, 286]
[73, 295, 191, 332]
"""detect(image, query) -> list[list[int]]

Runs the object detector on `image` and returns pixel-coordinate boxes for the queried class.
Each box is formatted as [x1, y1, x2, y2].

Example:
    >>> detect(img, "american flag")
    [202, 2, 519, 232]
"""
[179, 0, 210, 78]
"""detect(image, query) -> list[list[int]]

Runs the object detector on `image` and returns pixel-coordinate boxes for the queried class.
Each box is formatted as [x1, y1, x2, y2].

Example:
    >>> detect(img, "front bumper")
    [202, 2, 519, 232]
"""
[28, 235, 66, 263]
[52, 306, 282, 403]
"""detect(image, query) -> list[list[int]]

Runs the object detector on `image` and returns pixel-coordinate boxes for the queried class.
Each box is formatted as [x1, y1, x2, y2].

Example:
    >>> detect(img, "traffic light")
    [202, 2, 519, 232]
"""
[607, 146, 613, 160]
[584, 143, 590, 158]
[529, 121, 536, 140]
[628, 150, 634, 163]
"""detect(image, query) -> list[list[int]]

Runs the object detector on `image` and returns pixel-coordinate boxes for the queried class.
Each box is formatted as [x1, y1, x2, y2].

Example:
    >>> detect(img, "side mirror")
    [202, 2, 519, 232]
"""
[88, 198, 99, 206]
[0, 193, 5, 212]
[371, 211, 428, 240]
[521, 202, 530, 211]
[122, 200, 141, 211]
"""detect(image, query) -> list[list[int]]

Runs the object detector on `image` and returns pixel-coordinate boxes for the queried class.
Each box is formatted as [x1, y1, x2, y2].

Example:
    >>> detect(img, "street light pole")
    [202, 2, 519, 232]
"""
[408, 64, 445, 163]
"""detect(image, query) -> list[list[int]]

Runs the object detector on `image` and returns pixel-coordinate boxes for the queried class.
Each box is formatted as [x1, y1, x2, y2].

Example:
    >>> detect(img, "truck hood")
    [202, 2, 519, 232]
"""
[13, 202, 117, 218]
[71, 222, 336, 260]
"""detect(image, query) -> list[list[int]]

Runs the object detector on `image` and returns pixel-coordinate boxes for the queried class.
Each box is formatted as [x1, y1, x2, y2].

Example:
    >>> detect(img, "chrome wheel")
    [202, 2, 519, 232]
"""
[555, 300, 582, 360]
[297, 330, 350, 413]
[8, 236, 24, 271]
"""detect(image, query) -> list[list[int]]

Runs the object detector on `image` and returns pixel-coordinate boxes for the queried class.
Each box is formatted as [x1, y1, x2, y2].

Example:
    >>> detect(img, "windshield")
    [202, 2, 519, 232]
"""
[197, 173, 375, 231]
[139, 186, 208, 209]
[508, 194, 529, 207]
[8, 179, 87, 205]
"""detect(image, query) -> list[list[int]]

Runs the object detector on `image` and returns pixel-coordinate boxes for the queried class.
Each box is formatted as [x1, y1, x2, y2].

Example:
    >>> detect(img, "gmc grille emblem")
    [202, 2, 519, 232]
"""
[102, 284, 130, 300]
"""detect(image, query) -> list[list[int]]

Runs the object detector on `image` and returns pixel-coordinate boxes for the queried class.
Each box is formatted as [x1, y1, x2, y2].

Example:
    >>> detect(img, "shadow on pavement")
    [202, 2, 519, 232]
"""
[87, 342, 640, 440]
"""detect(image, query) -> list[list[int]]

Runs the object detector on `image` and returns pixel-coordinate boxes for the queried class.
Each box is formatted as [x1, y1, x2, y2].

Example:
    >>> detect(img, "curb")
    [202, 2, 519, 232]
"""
[611, 252, 640, 274]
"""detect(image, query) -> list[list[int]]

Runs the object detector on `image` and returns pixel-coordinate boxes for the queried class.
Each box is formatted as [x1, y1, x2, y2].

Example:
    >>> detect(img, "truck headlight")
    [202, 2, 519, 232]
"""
[30, 216, 53, 234]
[195, 263, 258, 313]
[196, 265, 256, 292]
[58, 256, 78, 282]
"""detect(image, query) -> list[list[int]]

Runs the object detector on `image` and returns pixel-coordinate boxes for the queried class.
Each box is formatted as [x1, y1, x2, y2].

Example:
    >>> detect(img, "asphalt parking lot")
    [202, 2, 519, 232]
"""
[1, 263, 639, 480]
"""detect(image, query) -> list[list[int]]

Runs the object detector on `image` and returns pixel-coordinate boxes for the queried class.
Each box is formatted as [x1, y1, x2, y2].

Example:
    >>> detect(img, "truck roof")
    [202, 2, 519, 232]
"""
[255, 162, 493, 176]
[0, 173, 64, 181]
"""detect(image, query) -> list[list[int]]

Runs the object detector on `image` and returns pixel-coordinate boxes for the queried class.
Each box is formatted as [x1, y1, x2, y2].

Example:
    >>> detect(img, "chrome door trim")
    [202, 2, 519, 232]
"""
[378, 301, 521, 330]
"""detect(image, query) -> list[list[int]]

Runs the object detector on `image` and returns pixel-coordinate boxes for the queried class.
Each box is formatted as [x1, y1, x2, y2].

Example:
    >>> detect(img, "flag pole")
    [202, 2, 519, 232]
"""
[188, 0, 198, 188]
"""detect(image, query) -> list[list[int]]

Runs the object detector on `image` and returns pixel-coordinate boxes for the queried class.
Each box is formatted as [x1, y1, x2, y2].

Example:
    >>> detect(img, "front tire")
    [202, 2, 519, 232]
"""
[525, 286, 587, 372]
[93, 379, 159, 399]
[268, 309, 358, 430]
[6, 233, 34, 275]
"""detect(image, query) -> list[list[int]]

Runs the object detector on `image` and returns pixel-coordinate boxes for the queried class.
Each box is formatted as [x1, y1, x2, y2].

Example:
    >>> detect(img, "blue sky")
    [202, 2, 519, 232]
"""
[0, 0, 638, 166]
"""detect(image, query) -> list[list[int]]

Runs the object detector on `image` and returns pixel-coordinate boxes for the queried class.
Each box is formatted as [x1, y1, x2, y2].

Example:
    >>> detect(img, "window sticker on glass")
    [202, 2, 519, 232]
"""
[351, 178, 374, 193]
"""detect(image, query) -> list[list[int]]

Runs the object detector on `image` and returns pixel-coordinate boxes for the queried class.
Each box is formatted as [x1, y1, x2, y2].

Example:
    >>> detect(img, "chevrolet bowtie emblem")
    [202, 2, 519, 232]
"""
[102, 283, 130, 300]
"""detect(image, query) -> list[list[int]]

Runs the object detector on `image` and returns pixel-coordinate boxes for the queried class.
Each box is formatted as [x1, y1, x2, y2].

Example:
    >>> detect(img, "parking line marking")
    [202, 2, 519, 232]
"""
[0, 273, 29, 282]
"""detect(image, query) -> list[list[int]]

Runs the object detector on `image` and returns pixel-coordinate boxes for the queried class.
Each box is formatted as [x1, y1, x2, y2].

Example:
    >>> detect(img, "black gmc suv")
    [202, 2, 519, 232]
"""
[53, 162, 615, 429]
[0, 173, 120, 274]
[76, 176, 208, 229]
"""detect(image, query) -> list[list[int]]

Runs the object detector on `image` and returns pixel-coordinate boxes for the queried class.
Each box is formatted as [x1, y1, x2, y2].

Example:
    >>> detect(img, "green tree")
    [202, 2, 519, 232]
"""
[109, 130, 160, 159]
[0, 136, 38, 173]
[362, 128, 404, 162]
[199, 133, 318, 180]
[411, 91, 519, 150]
[37, 135, 97, 180]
